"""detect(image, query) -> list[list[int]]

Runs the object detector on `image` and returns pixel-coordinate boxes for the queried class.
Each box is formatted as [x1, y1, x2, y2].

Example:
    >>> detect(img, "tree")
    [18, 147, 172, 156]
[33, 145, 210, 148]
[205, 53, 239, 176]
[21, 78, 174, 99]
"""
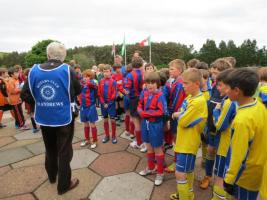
[25, 39, 55, 67]
[198, 39, 220, 64]
[72, 53, 96, 71]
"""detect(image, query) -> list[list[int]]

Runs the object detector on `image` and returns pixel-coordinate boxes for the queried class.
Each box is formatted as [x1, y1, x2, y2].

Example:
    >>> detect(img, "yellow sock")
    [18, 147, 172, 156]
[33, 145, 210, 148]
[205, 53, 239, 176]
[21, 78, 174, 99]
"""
[177, 180, 190, 200]
[187, 172, 195, 200]
[212, 185, 227, 200]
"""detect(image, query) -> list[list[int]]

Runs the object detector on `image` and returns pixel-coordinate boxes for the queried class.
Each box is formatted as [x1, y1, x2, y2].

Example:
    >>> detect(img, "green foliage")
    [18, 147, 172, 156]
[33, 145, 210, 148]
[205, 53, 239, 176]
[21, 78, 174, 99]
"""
[1, 39, 267, 69]
[72, 53, 96, 71]
[24, 39, 55, 67]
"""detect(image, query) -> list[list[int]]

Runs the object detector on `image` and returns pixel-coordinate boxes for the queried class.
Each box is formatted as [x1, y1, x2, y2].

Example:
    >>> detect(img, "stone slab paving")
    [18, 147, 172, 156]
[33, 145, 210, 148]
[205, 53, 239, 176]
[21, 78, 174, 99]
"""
[0, 136, 16, 148]
[90, 151, 140, 177]
[0, 165, 11, 176]
[0, 147, 33, 167]
[11, 154, 45, 168]
[0, 165, 47, 199]
[34, 168, 101, 200]
[0, 194, 36, 200]
[70, 149, 99, 170]
[0, 139, 40, 150]
[14, 131, 42, 140]
[26, 141, 46, 155]
[89, 172, 154, 200]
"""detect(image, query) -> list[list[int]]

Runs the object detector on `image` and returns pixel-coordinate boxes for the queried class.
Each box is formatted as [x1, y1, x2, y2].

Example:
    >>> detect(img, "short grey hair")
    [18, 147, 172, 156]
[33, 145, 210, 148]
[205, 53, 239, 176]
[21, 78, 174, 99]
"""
[46, 42, 67, 62]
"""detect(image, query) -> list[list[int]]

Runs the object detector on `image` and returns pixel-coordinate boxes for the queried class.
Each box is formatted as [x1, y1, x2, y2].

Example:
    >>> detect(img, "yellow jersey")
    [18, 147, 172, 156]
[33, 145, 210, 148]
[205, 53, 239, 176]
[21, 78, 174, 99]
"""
[202, 90, 210, 102]
[260, 162, 267, 200]
[258, 84, 267, 107]
[174, 93, 208, 155]
[224, 100, 267, 191]
[214, 98, 237, 157]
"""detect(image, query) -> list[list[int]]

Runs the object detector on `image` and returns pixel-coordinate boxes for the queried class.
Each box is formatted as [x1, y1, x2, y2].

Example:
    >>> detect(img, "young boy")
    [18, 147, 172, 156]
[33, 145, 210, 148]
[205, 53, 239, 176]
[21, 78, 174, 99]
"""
[164, 59, 186, 173]
[79, 69, 98, 148]
[211, 69, 236, 200]
[200, 59, 232, 189]
[112, 64, 124, 124]
[144, 63, 157, 73]
[137, 72, 167, 186]
[125, 56, 144, 149]
[170, 68, 208, 200]
[223, 68, 267, 200]
[98, 65, 117, 144]
[7, 67, 29, 130]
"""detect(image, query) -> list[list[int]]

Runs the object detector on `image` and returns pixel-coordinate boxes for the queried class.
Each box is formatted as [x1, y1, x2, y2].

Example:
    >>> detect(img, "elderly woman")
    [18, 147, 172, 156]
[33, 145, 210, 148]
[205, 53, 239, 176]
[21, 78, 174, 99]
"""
[21, 42, 81, 195]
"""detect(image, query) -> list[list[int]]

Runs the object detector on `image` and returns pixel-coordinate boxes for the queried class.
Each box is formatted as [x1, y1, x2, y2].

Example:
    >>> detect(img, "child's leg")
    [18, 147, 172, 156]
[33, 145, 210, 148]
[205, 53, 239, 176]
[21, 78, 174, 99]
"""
[0, 110, 3, 125]
[132, 116, 142, 146]
[176, 171, 190, 200]
[103, 118, 109, 138]
[146, 143, 155, 170]
[111, 117, 116, 139]
[130, 117, 135, 137]
[124, 110, 130, 133]
[30, 115, 37, 129]
[90, 122, 98, 143]
[84, 122, 90, 141]
[154, 146, 164, 175]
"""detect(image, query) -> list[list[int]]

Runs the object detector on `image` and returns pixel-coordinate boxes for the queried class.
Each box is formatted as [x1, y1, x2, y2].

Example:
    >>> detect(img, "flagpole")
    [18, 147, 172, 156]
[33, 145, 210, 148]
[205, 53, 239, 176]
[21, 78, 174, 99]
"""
[149, 42, 151, 63]
[124, 35, 127, 66]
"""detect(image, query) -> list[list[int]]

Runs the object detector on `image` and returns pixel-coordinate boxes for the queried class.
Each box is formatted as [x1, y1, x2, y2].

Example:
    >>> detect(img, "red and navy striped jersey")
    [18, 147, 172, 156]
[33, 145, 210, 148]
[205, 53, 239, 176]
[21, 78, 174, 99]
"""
[137, 89, 168, 120]
[112, 72, 124, 94]
[163, 78, 186, 114]
[125, 69, 143, 98]
[79, 79, 98, 107]
[98, 77, 117, 104]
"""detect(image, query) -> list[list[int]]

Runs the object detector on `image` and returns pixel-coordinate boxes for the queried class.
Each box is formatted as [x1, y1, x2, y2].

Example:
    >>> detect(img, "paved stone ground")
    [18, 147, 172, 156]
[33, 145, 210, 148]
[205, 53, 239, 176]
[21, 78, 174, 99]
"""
[0, 111, 212, 200]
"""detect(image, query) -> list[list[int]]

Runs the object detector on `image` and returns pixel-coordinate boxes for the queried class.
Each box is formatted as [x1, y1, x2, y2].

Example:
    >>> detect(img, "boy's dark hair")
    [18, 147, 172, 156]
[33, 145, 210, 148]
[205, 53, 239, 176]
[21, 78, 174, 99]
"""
[134, 50, 142, 57]
[144, 72, 160, 87]
[225, 68, 259, 96]
[132, 56, 143, 68]
[23, 68, 31, 77]
[158, 70, 168, 86]
[8, 67, 18, 77]
[216, 69, 235, 83]
[13, 64, 22, 71]
[74, 64, 81, 70]
[113, 63, 122, 69]
[145, 63, 156, 71]
[126, 64, 132, 72]
[199, 69, 210, 79]
[195, 62, 209, 70]
[159, 68, 170, 80]
[186, 59, 200, 68]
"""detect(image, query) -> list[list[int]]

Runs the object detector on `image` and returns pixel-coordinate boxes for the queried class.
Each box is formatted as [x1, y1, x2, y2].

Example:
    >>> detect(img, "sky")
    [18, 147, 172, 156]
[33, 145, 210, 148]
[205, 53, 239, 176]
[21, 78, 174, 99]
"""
[0, 0, 266, 52]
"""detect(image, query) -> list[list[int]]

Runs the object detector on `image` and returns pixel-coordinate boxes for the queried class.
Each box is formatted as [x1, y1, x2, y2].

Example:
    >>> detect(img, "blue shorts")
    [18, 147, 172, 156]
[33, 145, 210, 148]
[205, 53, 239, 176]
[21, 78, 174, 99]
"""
[170, 118, 178, 135]
[124, 96, 130, 111]
[233, 185, 258, 200]
[100, 102, 116, 118]
[176, 153, 196, 173]
[214, 155, 226, 178]
[141, 119, 164, 148]
[207, 132, 220, 148]
[80, 105, 98, 123]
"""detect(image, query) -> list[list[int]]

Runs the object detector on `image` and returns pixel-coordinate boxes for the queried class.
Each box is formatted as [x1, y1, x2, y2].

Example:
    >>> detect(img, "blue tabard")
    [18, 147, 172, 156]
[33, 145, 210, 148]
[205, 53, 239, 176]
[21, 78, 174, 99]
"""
[28, 63, 72, 126]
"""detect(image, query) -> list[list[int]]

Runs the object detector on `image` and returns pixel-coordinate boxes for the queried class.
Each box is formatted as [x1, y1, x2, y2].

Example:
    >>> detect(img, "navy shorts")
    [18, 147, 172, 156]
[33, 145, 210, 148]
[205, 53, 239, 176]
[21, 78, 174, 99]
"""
[207, 132, 220, 148]
[176, 153, 196, 173]
[233, 185, 258, 200]
[214, 155, 226, 178]
[170, 118, 178, 135]
[80, 105, 98, 123]
[141, 119, 164, 148]
[100, 102, 116, 118]
[129, 97, 139, 117]
[124, 95, 130, 111]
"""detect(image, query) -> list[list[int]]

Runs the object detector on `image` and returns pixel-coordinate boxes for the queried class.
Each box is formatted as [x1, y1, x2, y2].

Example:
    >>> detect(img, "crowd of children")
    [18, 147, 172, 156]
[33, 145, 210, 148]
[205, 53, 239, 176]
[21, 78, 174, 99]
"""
[0, 55, 267, 200]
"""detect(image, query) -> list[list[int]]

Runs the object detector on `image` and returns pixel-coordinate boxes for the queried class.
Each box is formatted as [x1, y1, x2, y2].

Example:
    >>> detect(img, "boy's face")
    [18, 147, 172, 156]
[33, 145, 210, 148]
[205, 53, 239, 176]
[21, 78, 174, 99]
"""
[182, 77, 199, 95]
[145, 66, 154, 73]
[75, 68, 81, 74]
[146, 82, 158, 93]
[115, 67, 121, 73]
[169, 66, 181, 79]
[13, 72, 19, 79]
[226, 86, 240, 101]
[210, 67, 219, 80]
[103, 69, 111, 78]
[217, 81, 229, 97]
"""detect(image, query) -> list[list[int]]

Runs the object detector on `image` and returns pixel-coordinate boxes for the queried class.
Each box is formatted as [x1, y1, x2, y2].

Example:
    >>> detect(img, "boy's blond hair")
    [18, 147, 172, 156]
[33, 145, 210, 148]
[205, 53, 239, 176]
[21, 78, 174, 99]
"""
[186, 58, 200, 68]
[211, 58, 232, 72]
[182, 68, 203, 85]
[98, 64, 105, 72]
[103, 64, 112, 71]
[82, 69, 95, 79]
[223, 56, 236, 68]
[169, 59, 186, 73]
[259, 67, 267, 82]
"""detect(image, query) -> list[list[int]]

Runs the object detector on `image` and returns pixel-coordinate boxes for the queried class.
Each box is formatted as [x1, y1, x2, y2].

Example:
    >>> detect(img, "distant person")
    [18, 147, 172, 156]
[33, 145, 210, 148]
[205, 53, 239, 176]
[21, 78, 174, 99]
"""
[22, 42, 81, 195]
[114, 55, 126, 76]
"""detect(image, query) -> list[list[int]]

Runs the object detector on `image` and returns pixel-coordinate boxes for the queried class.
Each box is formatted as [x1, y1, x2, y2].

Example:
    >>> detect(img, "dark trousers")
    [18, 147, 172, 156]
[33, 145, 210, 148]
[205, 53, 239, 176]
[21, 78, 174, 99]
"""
[41, 119, 74, 193]
[13, 103, 25, 127]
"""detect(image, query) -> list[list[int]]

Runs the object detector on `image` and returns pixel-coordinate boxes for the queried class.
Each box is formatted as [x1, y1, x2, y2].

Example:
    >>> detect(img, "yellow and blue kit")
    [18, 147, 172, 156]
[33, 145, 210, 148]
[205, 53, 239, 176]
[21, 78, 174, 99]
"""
[260, 162, 267, 200]
[224, 100, 267, 199]
[174, 93, 208, 172]
[213, 98, 237, 178]
[258, 83, 267, 107]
